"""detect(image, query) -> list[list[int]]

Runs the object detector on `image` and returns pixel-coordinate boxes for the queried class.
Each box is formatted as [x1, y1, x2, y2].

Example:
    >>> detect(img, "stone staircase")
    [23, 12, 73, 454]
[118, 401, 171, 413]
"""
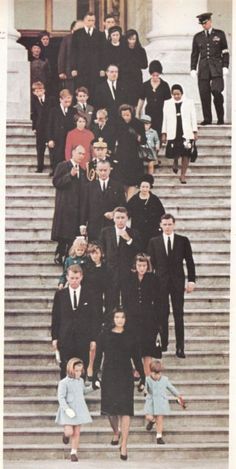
[4, 121, 230, 461]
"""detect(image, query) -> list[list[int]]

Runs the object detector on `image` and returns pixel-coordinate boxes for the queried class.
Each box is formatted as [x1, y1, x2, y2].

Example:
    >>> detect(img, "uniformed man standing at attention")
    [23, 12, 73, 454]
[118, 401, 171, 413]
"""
[190, 12, 229, 125]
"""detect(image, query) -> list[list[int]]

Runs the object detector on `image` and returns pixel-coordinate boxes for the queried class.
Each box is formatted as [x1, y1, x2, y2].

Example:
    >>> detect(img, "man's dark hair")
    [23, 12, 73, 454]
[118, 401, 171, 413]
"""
[161, 213, 176, 223]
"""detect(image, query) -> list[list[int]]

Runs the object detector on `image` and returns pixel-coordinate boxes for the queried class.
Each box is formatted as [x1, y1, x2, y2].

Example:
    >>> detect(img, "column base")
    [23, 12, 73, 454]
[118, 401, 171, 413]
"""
[7, 34, 30, 121]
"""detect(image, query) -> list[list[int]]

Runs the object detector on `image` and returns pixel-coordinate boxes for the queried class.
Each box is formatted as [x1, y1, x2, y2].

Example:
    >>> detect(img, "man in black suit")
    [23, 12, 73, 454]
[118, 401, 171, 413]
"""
[57, 20, 83, 95]
[47, 88, 75, 175]
[51, 264, 97, 378]
[94, 64, 127, 122]
[101, 13, 116, 45]
[100, 206, 141, 311]
[71, 12, 102, 97]
[51, 145, 87, 264]
[148, 213, 196, 358]
[31, 81, 54, 172]
[80, 159, 126, 241]
[190, 12, 229, 125]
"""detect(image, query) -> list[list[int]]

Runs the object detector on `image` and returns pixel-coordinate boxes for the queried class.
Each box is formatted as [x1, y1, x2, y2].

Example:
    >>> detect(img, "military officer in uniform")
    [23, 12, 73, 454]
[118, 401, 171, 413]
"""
[86, 138, 110, 181]
[190, 12, 229, 125]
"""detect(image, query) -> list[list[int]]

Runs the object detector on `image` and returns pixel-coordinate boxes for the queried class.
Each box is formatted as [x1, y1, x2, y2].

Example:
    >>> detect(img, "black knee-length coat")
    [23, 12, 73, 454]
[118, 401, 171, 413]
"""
[126, 272, 161, 358]
[127, 191, 165, 251]
[93, 328, 145, 416]
[51, 161, 87, 241]
[114, 117, 146, 186]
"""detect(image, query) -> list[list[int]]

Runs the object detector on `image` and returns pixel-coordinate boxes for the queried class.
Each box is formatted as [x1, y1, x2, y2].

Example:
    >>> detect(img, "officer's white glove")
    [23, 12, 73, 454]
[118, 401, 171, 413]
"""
[65, 408, 76, 418]
[223, 67, 229, 76]
[190, 70, 197, 78]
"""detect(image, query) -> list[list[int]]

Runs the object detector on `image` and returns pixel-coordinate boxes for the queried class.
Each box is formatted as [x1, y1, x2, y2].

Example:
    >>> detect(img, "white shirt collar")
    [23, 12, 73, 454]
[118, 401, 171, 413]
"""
[99, 177, 109, 187]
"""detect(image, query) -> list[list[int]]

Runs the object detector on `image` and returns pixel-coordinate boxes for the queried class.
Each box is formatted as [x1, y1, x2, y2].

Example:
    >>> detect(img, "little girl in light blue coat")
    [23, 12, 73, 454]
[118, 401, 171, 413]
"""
[55, 357, 93, 462]
[144, 360, 185, 444]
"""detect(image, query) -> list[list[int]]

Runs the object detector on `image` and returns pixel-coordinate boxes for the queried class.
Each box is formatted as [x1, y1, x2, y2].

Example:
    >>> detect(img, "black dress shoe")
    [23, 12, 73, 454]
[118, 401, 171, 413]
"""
[111, 432, 120, 446]
[156, 437, 165, 445]
[217, 120, 224, 125]
[176, 349, 186, 358]
[49, 171, 54, 177]
[120, 450, 128, 461]
[200, 120, 212, 125]
[162, 346, 168, 352]
[35, 169, 43, 173]
[70, 453, 78, 462]
[54, 254, 63, 265]
[62, 433, 69, 444]
[146, 420, 155, 431]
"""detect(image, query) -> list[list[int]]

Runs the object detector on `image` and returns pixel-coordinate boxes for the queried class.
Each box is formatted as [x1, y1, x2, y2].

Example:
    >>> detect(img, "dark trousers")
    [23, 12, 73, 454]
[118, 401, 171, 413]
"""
[158, 280, 185, 351]
[36, 135, 46, 171]
[55, 238, 73, 258]
[198, 75, 224, 123]
[105, 273, 129, 314]
[59, 343, 90, 379]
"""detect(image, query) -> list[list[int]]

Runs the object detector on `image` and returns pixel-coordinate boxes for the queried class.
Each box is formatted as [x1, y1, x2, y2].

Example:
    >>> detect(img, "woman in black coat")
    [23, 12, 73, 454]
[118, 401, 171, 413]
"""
[101, 26, 124, 72]
[127, 253, 162, 376]
[92, 308, 145, 460]
[83, 242, 107, 379]
[114, 104, 146, 200]
[136, 60, 171, 139]
[127, 174, 165, 251]
[120, 29, 148, 107]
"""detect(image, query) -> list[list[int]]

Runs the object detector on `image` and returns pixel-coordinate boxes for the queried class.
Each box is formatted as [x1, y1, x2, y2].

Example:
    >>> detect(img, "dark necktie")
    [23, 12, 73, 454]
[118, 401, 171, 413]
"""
[39, 98, 44, 105]
[83, 104, 86, 111]
[112, 83, 116, 99]
[167, 236, 171, 256]
[207, 30, 210, 37]
[73, 290, 77, 309]
[102, 181, 106, 192]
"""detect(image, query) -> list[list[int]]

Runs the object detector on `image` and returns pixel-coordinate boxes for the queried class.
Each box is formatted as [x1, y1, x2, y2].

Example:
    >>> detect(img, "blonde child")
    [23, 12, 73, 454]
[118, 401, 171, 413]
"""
[144, 360, 185, 444]
[55, 357, 93, 462]
[58, 237, 88, 289]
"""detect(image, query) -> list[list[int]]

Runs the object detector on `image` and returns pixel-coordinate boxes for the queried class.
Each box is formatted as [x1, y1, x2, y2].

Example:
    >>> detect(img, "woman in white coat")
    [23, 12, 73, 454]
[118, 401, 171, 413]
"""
[161, 84, 198, 183]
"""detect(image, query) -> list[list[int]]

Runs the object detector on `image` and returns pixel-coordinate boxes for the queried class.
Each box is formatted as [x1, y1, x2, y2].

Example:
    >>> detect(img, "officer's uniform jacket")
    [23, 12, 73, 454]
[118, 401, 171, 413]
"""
[191, 28, 229, 79]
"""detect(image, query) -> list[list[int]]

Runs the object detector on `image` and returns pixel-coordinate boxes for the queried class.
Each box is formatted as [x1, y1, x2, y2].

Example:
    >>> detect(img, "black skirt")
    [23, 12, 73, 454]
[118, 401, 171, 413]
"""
[165, 138, 194, 159]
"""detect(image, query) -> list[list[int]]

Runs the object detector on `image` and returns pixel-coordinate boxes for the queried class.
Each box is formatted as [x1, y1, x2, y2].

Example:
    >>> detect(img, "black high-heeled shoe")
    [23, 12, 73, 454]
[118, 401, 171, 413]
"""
[111, 431, 120, 445]
[120, 447, 128, 461]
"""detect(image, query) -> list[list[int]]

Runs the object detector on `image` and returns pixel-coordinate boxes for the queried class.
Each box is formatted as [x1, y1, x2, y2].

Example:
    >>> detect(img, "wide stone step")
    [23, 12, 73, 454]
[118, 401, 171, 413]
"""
[4, 393, 229, 414]
[4, 350, 229, 367]
[4, 322, 229, 340]
[5, 205, 231, 220]
[4, 379, 229, 397]
[4, 365, 229, 382]
[4, 295, 230, 310]
[2, 441, 228, 460]
[6, 184, 231, 198]
[3, 409, 229, 429]
[4, 272, 230, 289]
[4, 250, 230, 263]
[3, 426, 229, 445]
[5, 194, 231, 210]
[5, 215, 231, 230]
[4, 307, 229, 324]
[4, 336, 228, 353]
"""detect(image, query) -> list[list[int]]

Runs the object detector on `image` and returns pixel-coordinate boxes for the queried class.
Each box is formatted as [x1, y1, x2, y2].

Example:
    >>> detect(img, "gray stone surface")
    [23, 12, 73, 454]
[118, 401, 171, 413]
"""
[3, 458, 229, 469]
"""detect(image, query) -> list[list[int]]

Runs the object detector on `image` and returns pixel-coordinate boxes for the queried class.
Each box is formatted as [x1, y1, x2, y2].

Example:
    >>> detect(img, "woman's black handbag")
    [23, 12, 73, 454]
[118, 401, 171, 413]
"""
[189, 140, 198, 162]
[138, 143, 156, 162]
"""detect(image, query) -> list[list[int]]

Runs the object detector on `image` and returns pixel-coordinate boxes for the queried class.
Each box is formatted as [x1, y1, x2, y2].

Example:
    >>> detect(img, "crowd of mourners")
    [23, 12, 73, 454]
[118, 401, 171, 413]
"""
[28, 9, 229, 462]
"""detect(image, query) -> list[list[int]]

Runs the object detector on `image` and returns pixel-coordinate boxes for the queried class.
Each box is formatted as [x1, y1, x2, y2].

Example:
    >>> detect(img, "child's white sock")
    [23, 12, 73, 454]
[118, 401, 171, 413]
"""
[156, 433, 162, 438]
[71, 449, 77, 455]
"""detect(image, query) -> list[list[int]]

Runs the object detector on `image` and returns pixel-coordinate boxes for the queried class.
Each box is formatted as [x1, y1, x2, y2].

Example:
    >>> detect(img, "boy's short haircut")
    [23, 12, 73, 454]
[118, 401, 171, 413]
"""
[59, 88, 72, 99]
[32, 81, 45, 91]
[67, 264, 84, 275]
[113, 206, 128, 216]
[161, 213, 176, 223]
[84, 11, 95, 19]
[76, 86, 89, 96]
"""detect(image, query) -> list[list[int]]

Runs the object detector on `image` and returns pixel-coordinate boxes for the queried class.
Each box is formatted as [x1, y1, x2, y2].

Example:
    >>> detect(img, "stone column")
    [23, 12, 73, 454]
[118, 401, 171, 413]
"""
[7, 0, 30, 121]
[144, 0, 230, 122]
